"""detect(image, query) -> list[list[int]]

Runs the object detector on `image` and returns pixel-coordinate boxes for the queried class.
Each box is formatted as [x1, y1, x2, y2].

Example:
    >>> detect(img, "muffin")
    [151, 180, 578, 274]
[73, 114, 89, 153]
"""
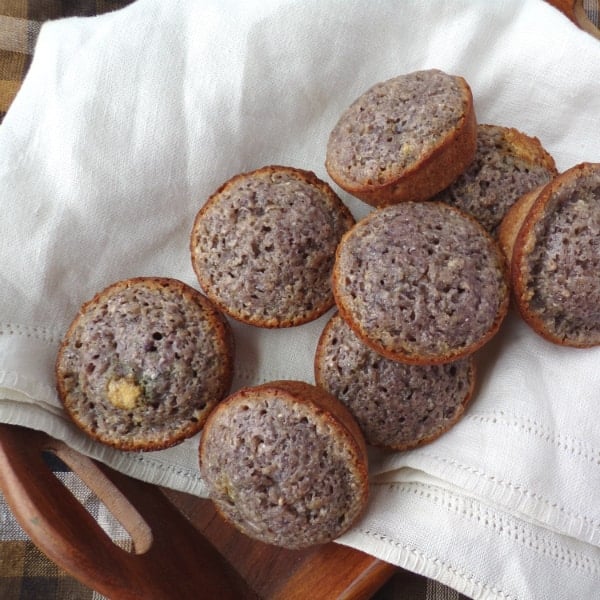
[55, 277, 234, 451]
[332, 201, 509, 364]
[497, 185, 546, 277]
[325, 69, 477, 207]
[501, 162, 600, 347]
[433, 124, 557, 235]
[199, 380, 369, 549]
[190, 165, 355, 328]
[315, 312, 476, 450]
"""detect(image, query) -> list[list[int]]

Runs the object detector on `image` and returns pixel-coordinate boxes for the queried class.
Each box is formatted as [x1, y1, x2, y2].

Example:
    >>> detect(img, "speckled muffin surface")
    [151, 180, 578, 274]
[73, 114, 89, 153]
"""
[315, 313, 476, 450]
[325, 69, 477, 207]
[433, 124, 557, 235]
[55, 277, 234, 451]
[199, 380, 369, 549]
[511, 162, 600, 347]
[333, 201, 509, 364]
[190, 165, 355, 328]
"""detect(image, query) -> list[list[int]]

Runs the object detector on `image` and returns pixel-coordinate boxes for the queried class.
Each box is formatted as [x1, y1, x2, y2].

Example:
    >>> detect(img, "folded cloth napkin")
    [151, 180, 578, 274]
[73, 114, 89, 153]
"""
[1, 0, 600, 597]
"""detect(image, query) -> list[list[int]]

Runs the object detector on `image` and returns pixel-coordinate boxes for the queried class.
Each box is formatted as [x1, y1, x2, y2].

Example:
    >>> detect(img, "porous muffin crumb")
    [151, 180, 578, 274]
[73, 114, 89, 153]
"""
[315, 313, 476, 450]
[325, 69, 477, 206]
[510, 162, 600, 346]
[333, 201, 509, 364]
[199, 380, 368, 549]
[433, 124, 557, 235]
[190, 165, 355, 328]
[55, 277, 234, 451]
[498, 185, 546, 276]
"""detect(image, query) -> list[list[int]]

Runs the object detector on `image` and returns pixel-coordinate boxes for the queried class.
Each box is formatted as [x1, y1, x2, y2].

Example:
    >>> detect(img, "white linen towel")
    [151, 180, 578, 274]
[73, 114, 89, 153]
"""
[1, 1, 599, 598]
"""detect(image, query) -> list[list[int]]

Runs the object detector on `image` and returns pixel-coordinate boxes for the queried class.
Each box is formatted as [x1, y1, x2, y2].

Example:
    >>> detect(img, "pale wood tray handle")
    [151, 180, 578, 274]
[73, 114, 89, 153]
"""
[0, 424, 256, 599]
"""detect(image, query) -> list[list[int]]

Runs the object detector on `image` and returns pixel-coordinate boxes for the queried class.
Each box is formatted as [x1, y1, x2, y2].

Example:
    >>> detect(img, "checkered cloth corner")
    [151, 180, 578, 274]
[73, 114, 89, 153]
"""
[0, 1, 137, 121]
[0, 451, 130, 600]
[584, 0, 600, 23]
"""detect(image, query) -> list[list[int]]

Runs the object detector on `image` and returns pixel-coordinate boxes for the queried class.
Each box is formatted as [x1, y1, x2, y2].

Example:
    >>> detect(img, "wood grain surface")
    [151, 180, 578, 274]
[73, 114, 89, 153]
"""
[0, 424, 397, 599]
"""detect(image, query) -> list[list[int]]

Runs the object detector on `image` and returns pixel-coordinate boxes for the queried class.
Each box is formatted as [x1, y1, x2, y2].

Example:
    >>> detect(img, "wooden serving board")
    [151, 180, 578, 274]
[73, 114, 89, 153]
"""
[0, 424, 397, 599]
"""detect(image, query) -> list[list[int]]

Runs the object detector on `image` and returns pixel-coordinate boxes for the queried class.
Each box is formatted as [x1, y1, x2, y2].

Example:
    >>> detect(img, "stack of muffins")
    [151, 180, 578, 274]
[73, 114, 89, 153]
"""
[55, 68, 600, 550]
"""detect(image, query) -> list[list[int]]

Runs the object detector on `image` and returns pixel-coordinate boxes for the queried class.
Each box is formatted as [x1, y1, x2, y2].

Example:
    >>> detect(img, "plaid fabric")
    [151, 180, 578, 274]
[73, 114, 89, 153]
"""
[0, 0, 136, 121]
[584, 0, 600, 23]
[0, 1, 598, 598]
[0, 452, 130, 599]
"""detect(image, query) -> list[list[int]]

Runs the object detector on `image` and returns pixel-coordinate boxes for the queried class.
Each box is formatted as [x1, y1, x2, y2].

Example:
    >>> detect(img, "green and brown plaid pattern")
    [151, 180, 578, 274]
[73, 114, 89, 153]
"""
[0, 0, 136, 121]
[584, 0, 600, 23]
[0, 451, 131, 599]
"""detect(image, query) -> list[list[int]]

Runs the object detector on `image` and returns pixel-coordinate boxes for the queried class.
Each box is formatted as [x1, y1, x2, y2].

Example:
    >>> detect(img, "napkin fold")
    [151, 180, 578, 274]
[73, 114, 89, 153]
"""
[1, 1, 600, 598]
